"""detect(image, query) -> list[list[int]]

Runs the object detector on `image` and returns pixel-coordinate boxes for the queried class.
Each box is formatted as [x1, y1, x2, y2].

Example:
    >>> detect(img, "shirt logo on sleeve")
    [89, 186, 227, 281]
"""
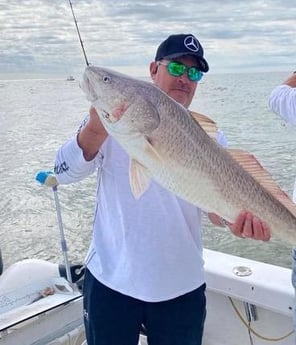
[54, 161, 69, 175]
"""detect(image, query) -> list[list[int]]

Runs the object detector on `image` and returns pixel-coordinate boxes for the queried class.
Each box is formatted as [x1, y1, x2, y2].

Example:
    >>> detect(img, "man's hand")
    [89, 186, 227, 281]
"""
[227, 211, 270, 241]
[87, 106, 107, 135]
[284, 73, 296, 88]
[77, 106, 108, 161]
[208, 211, 271, 241]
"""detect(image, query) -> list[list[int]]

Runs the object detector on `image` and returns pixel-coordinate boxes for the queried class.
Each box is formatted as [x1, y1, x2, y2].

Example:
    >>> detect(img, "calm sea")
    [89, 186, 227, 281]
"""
[0, 71, 295, 270]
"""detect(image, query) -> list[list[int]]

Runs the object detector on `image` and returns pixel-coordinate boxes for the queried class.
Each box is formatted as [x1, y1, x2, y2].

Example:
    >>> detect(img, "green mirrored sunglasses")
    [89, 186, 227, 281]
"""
[157, 60, 203, 82]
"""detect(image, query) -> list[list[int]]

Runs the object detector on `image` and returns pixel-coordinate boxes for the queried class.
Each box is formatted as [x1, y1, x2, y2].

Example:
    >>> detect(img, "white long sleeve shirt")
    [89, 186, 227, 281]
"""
[269, 84, 296, 125]
[55, 120, 227, 302]
[269, 84, 296, 202]
[55, 136, 205, 302]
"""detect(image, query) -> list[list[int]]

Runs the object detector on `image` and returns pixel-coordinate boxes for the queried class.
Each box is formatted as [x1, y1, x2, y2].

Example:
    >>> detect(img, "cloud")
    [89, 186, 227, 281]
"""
[1, 0, 296, 78]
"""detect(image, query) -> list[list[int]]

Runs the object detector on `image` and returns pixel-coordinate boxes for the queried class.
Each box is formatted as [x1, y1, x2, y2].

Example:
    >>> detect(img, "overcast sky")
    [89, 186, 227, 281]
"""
[1, 0, 296, 79]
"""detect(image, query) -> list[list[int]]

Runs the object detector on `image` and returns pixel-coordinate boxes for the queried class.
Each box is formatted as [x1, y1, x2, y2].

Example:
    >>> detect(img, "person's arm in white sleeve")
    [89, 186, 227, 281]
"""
[54, 107, 108, 184]
[269, 72, 296, 125]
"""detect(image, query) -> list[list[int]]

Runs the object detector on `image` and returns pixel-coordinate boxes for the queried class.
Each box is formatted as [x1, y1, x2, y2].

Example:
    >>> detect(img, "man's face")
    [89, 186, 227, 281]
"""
[150, 55, 199, 108]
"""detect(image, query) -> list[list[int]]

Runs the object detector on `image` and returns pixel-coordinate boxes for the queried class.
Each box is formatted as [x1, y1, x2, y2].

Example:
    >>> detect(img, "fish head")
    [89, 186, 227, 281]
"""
[80, 65, 161, 139]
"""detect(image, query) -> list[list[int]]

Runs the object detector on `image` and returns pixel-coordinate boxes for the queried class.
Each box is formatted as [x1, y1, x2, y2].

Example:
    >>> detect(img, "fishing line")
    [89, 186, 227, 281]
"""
[68, 0, 89, 66]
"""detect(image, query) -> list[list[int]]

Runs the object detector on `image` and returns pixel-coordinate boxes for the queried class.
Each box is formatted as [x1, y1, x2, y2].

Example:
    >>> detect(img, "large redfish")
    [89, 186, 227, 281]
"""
[81, 65, 296, 244]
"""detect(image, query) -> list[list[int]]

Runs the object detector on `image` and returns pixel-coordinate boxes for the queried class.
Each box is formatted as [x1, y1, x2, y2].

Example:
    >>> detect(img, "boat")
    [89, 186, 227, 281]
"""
[0, 255, 86, 345]
[66, 76, 75, 81]
[0, 248, 295, 345]
[203, 248, 295, 345]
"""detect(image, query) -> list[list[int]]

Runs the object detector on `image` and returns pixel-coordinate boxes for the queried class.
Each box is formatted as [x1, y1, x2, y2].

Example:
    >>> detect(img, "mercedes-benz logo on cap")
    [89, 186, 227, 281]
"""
[184, 35, 199, 52]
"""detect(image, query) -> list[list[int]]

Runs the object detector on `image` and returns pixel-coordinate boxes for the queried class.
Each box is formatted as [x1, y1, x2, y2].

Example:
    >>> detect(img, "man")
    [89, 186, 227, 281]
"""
[269, 71, 296, 202]
[55, 34, 270, 345]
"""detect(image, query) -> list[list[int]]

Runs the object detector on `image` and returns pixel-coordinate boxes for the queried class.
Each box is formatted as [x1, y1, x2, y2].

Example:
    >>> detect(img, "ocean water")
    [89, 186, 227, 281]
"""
[0, 71, 295, 270]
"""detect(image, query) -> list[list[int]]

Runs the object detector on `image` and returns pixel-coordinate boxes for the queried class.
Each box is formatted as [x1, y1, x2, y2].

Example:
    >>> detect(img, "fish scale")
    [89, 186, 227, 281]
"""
[81, 65, 296, 245]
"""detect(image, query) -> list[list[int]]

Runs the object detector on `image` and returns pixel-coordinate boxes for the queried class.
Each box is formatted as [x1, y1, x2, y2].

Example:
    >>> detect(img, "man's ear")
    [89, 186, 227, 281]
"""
[149, 61, 158, 80]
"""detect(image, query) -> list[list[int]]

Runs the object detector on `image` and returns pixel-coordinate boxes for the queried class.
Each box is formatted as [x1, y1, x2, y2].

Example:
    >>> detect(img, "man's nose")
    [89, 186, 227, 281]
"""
[177, 73, 190, 83]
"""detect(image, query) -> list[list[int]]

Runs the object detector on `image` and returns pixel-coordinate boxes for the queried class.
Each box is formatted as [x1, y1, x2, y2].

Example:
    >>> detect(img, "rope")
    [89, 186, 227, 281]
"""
[228, 297, 294, 342]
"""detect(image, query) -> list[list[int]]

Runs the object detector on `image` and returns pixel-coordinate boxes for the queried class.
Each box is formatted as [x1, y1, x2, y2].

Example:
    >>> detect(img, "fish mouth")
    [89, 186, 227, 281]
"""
[80, 69, 99, 102]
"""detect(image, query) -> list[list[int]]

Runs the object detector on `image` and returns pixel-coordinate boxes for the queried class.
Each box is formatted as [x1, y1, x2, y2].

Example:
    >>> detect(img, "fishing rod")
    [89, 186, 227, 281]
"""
[36, 171, 73, 283]
[68, 0, 89, 66]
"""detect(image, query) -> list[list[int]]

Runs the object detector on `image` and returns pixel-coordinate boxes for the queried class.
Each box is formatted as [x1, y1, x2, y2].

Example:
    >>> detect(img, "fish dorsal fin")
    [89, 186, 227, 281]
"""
[190, 111, 218, 141]
[227, 148, 296, 217]
[129, 158, 152, 199]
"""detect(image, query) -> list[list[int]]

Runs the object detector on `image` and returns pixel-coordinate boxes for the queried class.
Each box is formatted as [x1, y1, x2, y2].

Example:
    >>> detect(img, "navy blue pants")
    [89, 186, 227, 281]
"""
[83, 268, 206, 345]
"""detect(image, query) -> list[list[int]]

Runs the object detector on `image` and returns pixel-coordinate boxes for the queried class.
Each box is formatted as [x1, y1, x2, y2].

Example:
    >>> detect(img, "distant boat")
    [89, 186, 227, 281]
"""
[66, 75, 75, 81]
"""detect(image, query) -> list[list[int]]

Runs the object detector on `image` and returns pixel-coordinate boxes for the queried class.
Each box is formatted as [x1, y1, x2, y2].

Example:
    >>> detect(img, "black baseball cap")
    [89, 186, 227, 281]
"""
[155, 34, 209, 72]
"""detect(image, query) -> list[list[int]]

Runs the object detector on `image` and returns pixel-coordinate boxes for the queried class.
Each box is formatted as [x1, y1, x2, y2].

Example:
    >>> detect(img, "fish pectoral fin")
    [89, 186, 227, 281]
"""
[129, 159, 152, 199]
[227, 148, 296, 216]
[190, 111, 218, 141]
[143, 136, 163, 162]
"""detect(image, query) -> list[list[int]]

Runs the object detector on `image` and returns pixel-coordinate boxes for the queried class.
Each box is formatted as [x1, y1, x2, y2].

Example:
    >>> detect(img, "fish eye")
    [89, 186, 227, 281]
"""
[103, 75, 111, 83]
